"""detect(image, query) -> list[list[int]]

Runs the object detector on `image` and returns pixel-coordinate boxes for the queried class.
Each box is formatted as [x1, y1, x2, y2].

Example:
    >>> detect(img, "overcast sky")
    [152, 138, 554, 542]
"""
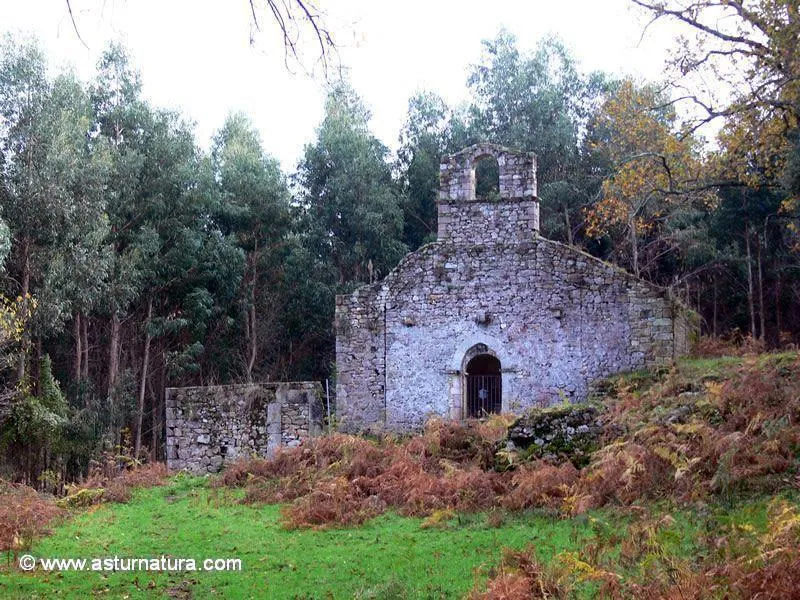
[2, 0, 680, 169]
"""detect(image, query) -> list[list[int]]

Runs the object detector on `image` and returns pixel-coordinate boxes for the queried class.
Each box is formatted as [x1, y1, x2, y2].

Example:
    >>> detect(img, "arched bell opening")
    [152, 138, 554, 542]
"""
[464, 353, 502, 418]
[472, 154, 500, 200]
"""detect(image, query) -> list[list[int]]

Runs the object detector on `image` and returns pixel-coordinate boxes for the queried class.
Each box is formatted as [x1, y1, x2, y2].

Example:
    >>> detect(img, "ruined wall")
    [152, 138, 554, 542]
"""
[334, 288, 386, 432]
[437, 199, 539, 245]
[335, 143, 693, 434]
[336, 239, 692, 432]
[165, 382, 323, 473]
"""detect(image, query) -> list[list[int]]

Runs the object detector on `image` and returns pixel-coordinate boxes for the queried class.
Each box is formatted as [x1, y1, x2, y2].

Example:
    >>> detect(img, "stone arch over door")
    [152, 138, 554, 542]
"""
[463, 349, 502, 417]
[447, 339, 515, 420]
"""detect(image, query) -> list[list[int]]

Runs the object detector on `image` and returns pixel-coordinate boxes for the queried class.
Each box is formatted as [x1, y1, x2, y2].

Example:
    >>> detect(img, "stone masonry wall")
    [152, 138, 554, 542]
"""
[437, 144, 539, 244]
[335, 143, 694, 434]
[437, 199, 539, 245]
[165, 382, 323, 473]
[336, 239, 692, 432]
[438, 143, 537, 201]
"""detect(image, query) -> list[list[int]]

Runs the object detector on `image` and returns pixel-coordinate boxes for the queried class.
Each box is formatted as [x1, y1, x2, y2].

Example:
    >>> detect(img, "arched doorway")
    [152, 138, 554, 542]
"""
[464, 353, 502, 417]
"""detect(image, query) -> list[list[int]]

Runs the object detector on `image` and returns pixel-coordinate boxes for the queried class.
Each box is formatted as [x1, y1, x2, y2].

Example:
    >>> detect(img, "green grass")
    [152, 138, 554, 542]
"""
[0, 475, 585, 599]
[1, 474, 793, 599]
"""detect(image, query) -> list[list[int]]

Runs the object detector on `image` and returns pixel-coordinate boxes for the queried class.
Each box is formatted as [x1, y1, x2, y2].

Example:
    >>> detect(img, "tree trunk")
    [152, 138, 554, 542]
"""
[775, 276, 782, 338]
[134, 297, 153, 460]
[17, 237, 31, 382]
[712, 276, 718, 337]
[148, 366, 158, 460]
[81, 314, 89, 380]
[33, 337, 42, 396]
[745, 226, 756, 339]
[629, 220, 639, 277]
[73, 312, 82, 382]
[246, 248, 258, 382]
[756, 233, 765, 342]
[696, 282, 700, 316]
[563, 203, 573, 246]
[107, 313, 121, 394]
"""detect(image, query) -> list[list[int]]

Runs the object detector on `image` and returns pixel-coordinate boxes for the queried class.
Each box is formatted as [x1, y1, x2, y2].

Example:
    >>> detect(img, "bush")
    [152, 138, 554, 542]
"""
[0, 480, 62, 552]
[60, 461, 170, 506]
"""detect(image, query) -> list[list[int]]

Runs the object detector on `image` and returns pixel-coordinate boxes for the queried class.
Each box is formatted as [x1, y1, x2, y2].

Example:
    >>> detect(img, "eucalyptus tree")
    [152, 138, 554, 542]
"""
[0, 35, 109, 385]
[466, 32, 612, 243]
[126, 107, 245, 458]
[396, 92, 451, 250]
[90, 43, 152, 402]
[88, 44, 246, 456]
[209, 113, 291, 381]
[297, 82, 407, 287]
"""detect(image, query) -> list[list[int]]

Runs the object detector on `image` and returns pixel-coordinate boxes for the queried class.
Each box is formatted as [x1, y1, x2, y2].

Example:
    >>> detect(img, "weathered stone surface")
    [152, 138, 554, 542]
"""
[335, 143, 694, 433]
[165, 382, 324, 474]
[508, 404, 602, 457]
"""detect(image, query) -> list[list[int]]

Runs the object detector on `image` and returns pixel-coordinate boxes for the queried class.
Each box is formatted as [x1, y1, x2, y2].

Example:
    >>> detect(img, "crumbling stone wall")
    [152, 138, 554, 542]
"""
[165, 382, 323, 473]
[335, 143, 694, 433]
[507, 404, 604, 463]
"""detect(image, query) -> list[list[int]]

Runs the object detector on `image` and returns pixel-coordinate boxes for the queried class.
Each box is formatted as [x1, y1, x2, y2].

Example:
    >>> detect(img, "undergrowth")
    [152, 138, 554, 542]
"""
[219, 352, 800, 534]
[0, 459, 169, 559]
[471, 496, 800, 599]
[0, 480, 63, 553]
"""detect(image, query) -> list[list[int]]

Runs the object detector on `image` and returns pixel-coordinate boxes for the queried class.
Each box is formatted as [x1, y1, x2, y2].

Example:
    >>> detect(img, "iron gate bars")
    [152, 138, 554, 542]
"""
[465, 374, 501, 417]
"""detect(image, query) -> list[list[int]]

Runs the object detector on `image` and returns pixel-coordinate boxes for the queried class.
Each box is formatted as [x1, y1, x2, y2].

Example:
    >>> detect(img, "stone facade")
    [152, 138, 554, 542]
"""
[335, 143, 693, 433]
[165, 382, 323, 473]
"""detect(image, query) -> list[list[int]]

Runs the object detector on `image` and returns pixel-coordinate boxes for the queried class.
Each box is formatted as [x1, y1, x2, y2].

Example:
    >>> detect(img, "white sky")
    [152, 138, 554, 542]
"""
[1, 0, 681, 170]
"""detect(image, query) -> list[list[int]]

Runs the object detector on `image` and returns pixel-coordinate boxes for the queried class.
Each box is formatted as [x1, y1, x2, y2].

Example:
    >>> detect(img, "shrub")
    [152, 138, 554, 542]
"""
[502, 462, 579, 511]
[0, 480, 62, 552]
[60, 461, 169, 506]
[219, 352, 800, 527]
[470, 547, 569, 599]
[281, 477, 385, 529]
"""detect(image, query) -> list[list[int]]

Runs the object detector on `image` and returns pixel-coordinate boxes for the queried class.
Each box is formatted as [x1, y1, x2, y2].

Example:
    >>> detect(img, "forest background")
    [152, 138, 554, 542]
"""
[0, 0, 798, 489]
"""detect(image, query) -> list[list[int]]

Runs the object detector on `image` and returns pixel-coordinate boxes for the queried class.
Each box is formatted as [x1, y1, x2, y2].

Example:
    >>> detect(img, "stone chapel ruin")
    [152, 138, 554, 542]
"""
[335, 143, 693, 432]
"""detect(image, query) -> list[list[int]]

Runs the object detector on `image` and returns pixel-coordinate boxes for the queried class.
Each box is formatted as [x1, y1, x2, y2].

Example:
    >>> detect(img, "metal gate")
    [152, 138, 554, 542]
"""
[465, 374, 502, 418]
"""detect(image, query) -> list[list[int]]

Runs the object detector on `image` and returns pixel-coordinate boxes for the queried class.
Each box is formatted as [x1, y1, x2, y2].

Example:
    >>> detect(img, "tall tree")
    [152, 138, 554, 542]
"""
[0, 35, 108, 384]
[90, 42, 151, 403]
[584, 79, 712, 279]
[396, 92, 452, 250]
[297, 82, 407, 286]
[209, 113, 291, 381]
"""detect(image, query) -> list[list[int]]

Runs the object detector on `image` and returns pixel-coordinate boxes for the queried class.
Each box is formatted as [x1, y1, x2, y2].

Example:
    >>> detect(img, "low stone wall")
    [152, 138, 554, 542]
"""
[165, 382, 323, 473]
[507, 404, 604, 464]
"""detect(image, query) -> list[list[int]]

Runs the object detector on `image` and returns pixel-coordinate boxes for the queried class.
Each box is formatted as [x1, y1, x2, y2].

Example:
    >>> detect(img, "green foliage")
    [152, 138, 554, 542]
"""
[396, 91, 453, 250]
[298, 81, 407, 286]
[1, 356, 69, 483]
[1, 24, 799, 486]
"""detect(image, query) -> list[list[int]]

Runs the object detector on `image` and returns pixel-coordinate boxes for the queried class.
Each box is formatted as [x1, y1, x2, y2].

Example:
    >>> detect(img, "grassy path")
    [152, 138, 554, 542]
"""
[1, 476, 591, 599]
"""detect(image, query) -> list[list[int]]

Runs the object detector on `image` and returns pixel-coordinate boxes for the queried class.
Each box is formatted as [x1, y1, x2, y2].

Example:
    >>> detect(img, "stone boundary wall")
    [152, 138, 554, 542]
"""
[165, 382, 323, 473]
